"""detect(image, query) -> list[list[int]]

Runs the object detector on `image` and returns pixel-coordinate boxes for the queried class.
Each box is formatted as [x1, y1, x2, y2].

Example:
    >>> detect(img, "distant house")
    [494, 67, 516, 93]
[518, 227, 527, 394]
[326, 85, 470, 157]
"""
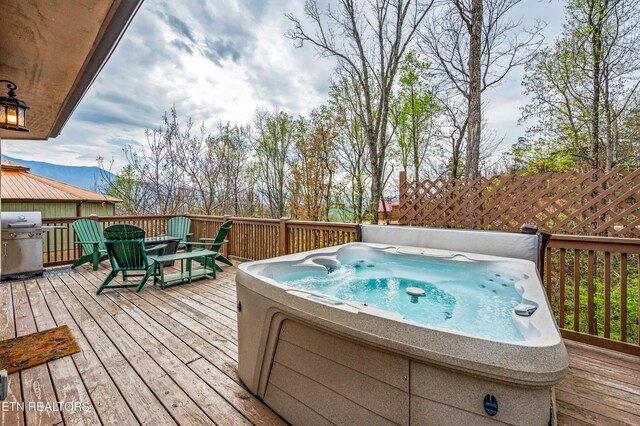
[378, 201, 400, 224]
[1, 160, 120, 218]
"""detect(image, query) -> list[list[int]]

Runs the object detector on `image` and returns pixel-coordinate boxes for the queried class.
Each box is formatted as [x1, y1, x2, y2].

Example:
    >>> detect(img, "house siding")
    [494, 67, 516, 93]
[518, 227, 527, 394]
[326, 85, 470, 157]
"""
[1, 201, 115, 218]
[1, 201, 76, 218]
[79, 202, 115, 217]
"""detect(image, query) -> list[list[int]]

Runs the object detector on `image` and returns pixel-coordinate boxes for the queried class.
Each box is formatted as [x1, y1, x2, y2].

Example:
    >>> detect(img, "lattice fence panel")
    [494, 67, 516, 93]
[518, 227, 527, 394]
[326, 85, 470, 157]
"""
[398, 168, 640, 236]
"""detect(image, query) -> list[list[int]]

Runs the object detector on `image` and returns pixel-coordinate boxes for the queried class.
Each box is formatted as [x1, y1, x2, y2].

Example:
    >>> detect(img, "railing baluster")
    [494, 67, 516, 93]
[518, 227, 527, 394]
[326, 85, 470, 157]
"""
[604, 251, 611, 338]
[559, 248, 566, 328]
[53, 227, 59, 263]
[574, 249, 580, 332]
[588, 250, 595, 335]
[620, 253, 627, 342]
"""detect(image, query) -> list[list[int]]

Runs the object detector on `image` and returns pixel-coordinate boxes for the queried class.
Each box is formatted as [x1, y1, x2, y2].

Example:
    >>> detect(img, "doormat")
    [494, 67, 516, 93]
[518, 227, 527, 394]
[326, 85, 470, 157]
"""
[1, 267, 74, 283]
[44, 267, 75, 278]
[0, 325, 81, 373]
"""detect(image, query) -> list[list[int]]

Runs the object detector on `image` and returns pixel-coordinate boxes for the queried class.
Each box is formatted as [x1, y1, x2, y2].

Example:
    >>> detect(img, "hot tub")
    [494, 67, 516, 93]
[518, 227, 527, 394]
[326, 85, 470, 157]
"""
[236, 226, 568, 425]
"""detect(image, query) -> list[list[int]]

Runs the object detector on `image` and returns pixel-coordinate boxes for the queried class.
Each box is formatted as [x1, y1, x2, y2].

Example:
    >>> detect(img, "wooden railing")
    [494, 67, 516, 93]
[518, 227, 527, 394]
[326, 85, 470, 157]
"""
[545, 235, 640, 355]
[42, 215, 173, 266]
[38, 214, 638, 355]
[189, 215, 280, 261]
[187, 215, 357, 261]
[286, 220, 358, 255]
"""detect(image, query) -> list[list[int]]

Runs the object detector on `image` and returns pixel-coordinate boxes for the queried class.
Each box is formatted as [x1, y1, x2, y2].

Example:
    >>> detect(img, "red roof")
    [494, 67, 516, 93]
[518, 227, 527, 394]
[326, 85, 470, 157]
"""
[378, 201, 399, 212]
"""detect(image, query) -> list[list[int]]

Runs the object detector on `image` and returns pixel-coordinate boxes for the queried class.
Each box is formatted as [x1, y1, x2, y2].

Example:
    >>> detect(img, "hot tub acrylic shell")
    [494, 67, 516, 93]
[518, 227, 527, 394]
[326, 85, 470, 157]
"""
[236, 243, 569, 425]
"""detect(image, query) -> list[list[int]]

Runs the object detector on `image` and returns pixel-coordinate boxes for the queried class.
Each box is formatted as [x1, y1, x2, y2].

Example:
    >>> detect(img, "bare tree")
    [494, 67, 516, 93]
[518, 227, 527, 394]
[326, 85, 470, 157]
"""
[252, 108, 296, 218]
[287, 0, 434, 222]
[214, 122, 253, 215]
[121, 111, 189, 215]
[330, 77, 371, 222]
[437, 89, 468, 178]
[169, 117, 225, 215]
[420, 0, 544, 177]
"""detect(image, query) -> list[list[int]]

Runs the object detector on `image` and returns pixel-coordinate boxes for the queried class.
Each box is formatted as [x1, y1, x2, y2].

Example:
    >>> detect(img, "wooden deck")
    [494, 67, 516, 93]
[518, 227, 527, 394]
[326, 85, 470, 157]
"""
[1, 264, 639, 426]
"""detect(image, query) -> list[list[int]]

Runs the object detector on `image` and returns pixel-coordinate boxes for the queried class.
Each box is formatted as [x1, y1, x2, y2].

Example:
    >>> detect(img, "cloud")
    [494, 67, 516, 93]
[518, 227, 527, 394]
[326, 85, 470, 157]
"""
[3, 0, 567, 170]
[170, 39, 194, 55]
[202, 38, 242, 65]
[165, 15, 196, 42]
[107, 137, 141, 148]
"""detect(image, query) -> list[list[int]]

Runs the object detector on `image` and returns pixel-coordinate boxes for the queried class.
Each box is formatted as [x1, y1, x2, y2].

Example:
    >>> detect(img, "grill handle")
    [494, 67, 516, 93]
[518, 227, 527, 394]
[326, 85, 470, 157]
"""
[8, 223, 37, 228]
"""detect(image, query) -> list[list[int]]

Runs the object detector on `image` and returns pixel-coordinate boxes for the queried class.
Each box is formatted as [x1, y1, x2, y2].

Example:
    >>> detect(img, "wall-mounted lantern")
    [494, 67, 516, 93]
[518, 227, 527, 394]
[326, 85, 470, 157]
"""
[0, 80, 29, 132]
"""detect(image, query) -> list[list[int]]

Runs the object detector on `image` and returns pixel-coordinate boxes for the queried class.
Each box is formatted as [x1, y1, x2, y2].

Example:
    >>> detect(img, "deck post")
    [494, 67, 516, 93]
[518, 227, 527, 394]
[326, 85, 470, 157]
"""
[279, 217, 289, 256]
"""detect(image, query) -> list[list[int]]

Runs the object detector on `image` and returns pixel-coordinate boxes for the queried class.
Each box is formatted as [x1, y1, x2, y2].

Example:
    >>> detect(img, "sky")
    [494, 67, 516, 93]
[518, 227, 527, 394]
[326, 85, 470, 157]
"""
[3, 0, 566, 169]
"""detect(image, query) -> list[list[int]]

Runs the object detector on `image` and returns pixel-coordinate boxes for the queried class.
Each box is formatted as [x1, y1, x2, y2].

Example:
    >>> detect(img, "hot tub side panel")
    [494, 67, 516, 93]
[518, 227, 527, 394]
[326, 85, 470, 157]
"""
[264, 320, 411, 426]
[410, 363, 553, 425]
[237, 282, 555, 426]
[237, 283, 411, 425]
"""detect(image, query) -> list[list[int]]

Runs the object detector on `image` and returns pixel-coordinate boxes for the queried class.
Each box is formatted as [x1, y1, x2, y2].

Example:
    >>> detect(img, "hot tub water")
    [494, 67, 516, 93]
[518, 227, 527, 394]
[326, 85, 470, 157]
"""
[275, 252, 526, 342]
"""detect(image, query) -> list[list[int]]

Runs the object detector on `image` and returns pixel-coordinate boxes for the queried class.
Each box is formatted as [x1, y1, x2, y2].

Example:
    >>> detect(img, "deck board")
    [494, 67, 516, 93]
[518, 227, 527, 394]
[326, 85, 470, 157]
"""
[0, 282, 25, 426]
[72, 270, 250, 426]
[36, 276, 139, 426]
[12, 281, 63, 426]
[2, 264, 639, 425]
[26, 279, 101, 426]
[48, 275, 175, 426]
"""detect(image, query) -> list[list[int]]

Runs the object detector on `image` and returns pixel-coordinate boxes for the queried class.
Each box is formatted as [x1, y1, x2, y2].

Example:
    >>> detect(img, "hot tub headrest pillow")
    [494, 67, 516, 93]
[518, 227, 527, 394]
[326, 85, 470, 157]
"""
[360, 225, 540, 265]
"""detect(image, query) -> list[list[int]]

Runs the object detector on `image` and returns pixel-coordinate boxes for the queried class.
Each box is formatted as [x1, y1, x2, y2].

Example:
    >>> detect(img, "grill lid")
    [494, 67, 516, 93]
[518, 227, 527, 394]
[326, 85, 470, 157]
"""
[1, 212, 42, 230]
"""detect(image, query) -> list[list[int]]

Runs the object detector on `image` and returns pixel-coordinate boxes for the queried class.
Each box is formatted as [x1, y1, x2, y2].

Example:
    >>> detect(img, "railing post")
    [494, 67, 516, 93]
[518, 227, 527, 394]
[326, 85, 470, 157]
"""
[223, 215, 231, 258]
[279, 217, 289, 256]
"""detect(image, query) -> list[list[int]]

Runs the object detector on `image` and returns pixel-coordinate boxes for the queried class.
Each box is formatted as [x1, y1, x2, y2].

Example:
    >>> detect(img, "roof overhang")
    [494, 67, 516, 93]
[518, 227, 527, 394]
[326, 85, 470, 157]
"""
[0, 0, 144, 141]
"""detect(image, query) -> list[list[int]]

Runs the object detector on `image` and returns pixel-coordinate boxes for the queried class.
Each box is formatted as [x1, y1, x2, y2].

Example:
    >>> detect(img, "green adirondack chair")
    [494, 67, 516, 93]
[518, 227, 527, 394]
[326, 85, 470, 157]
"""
[186, 220, 233, 272]
[162, 216, 192, 248]
[72, 219, 108, 270]
[97, 224, 166, 295]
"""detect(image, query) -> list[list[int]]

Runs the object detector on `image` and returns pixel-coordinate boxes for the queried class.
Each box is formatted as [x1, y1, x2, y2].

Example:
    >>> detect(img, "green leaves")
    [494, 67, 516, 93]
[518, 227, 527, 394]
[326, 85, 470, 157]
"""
[391, 51, 440, 181]
[513, 0, 640, 172]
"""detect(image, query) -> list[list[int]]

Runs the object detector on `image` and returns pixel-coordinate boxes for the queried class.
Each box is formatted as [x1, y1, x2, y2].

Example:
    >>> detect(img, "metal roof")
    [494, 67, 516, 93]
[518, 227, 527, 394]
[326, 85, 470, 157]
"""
[1, 160, 121, 203]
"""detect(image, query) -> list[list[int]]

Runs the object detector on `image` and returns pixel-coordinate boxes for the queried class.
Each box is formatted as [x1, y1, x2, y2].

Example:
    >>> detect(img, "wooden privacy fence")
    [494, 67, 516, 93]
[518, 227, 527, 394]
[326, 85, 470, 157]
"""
[37, 214, 638, 355]
[399, 168, 640, 237]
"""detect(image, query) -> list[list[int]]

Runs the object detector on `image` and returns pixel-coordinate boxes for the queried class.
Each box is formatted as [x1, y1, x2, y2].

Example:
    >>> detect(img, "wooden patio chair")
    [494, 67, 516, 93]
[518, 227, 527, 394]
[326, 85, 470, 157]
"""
[161, 216, 192, 249]
[187, 220, 233, 271]
[71, 219, 108, 270]
[96, 224, 166, 295]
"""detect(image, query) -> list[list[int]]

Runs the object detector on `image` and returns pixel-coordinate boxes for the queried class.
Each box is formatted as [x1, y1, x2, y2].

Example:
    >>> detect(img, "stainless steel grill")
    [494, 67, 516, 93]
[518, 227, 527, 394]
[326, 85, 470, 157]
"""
[1, 211, 45, 279]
